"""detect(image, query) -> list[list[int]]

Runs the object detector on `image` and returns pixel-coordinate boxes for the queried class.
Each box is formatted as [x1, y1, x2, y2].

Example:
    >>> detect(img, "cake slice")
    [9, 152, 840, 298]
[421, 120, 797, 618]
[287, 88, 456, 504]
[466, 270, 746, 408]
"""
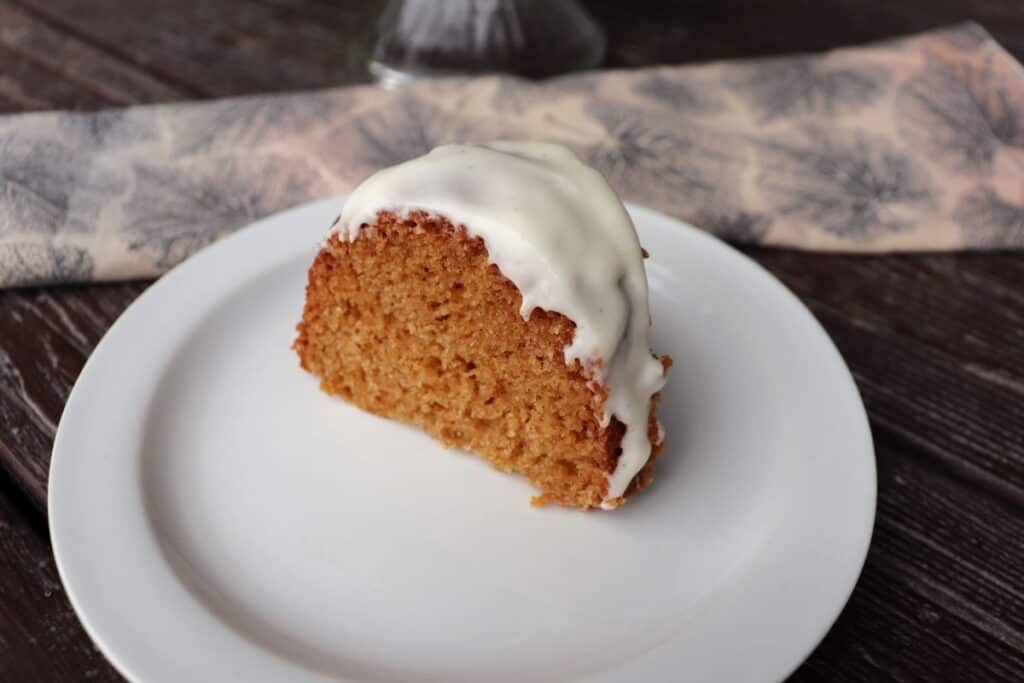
[294, 142, 670, 509]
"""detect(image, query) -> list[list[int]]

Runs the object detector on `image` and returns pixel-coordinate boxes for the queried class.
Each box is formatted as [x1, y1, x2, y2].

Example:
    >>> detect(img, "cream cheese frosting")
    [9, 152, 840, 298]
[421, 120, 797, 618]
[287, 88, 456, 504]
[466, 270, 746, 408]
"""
[334, 142, 668, 508]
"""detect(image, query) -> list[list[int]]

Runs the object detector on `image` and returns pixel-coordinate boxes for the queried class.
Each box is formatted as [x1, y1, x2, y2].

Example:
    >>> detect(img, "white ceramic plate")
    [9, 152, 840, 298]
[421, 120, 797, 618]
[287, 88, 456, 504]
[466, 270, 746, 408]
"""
[50, 198, 875, 683]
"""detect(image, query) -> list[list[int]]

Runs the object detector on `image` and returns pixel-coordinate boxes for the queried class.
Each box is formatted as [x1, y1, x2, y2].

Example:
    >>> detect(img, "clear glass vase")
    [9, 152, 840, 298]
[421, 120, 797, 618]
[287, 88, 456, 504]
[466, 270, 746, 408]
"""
[369, 0, 606, 87]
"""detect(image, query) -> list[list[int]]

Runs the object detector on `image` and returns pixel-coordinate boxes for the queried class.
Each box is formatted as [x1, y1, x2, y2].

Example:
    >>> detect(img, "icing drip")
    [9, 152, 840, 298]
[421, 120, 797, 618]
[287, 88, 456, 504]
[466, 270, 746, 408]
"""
[335, 142, 667, 508]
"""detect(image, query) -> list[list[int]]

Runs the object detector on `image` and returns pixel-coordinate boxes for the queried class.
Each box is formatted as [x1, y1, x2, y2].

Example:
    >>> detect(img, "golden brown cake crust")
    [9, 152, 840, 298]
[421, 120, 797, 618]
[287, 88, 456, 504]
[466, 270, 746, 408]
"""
[294, 211, 668, 509]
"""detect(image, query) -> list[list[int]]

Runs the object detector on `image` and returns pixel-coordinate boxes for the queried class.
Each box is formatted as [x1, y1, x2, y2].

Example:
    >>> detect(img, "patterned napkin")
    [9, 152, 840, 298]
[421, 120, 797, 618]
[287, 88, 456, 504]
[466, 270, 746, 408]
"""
[2, 22, 1023, 287]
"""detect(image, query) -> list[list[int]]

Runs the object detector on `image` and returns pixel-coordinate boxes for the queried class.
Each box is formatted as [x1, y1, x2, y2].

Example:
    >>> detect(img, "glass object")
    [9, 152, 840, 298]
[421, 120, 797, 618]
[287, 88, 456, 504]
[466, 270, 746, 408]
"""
[369, 0, 606, 87]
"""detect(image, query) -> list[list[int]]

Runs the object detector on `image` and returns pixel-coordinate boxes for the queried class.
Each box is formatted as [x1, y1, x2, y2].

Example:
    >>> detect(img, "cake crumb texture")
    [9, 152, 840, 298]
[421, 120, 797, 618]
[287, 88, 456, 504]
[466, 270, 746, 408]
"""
[294, 211, 667, 509]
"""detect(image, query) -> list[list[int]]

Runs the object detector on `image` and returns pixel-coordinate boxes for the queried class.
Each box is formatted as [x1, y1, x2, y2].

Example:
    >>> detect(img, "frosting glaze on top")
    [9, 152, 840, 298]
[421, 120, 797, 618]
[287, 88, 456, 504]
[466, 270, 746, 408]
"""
[335, 141, 668, 508]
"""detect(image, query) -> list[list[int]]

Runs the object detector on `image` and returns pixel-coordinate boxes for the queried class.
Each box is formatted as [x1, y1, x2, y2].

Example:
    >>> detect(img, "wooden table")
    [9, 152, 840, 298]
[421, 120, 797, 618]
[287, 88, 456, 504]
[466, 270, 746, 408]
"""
[2, 1, 1023, 680]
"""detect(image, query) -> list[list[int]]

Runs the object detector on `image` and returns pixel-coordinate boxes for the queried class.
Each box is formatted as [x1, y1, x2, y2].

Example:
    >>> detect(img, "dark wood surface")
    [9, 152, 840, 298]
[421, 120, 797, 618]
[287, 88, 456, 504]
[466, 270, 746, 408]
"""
[1, 1, 1023, 681]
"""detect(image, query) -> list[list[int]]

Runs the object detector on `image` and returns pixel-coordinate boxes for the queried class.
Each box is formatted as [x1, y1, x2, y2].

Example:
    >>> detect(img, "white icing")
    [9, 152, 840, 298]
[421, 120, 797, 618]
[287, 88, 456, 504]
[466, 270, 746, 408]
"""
[335, 142, 667, 508]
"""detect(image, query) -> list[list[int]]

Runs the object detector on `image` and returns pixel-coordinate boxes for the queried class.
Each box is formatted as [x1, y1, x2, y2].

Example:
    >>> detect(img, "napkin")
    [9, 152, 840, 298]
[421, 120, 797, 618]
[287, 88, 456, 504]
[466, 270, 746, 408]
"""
[2, 22, 1023, 287]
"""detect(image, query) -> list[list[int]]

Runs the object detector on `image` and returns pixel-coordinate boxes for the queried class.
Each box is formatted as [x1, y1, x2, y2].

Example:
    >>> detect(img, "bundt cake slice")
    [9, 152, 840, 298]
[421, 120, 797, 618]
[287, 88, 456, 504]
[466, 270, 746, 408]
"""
[294, 142, 670, 509]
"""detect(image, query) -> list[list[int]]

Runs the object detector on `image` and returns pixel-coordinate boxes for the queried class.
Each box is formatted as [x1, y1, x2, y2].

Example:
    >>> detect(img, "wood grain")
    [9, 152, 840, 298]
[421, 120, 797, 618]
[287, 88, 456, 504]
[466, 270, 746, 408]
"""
[754, 252, 1024, 505]
[0, 481, 121, 681]
[9, 0, 379, 97]
[0, 2, 184, 107]
[0, 283, 145, 506]
[585, 0, 1024, 66]
[0, 1, 1023, 681]
[791, 434, 1024, 683]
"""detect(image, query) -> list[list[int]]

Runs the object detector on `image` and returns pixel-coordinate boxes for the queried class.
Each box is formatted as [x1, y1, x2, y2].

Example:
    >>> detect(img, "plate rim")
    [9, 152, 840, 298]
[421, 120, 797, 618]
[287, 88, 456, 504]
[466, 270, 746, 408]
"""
[49, 197, 876, 683]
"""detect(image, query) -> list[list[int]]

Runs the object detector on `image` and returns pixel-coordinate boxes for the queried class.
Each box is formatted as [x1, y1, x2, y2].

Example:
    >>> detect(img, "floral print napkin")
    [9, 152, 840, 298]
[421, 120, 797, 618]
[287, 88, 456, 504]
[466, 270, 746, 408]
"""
[2, 22, 1023, 287]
